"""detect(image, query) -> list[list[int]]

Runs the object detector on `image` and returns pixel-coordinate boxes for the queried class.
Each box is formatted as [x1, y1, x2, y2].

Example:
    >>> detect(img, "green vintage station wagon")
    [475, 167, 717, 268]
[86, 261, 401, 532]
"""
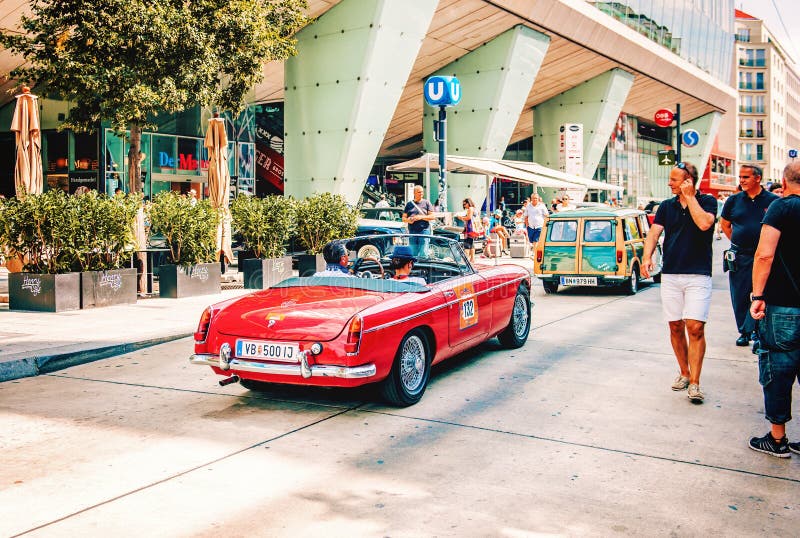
[533, 207, 663, 295]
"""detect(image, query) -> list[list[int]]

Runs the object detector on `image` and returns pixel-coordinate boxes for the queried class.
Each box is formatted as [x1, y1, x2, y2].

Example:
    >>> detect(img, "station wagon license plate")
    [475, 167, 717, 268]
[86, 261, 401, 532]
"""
[560, 276, 598, 286]
[236, 339, 299, 362]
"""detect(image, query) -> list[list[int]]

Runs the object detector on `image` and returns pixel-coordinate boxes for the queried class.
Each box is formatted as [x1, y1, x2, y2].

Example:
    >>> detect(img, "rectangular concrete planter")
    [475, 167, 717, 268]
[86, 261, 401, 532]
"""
[236, 249, 256, 272]
[80, 268, 138, 308]
[158, 263, 221, 298]
[9, 272, 81, 312]
[297, 253, 325, 277]
[242, 256, 293, 289]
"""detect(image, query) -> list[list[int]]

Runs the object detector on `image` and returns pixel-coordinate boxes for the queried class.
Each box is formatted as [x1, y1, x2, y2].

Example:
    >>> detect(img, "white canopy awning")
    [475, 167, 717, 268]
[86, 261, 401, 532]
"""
[387, 153, 622, 192]
[387, 154, 580, 190]
[502, 159, 623, 192]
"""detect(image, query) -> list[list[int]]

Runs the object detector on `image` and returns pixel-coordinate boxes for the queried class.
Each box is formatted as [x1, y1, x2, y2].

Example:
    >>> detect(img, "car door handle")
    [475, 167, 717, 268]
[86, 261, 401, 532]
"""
[443, 290, 455, 298]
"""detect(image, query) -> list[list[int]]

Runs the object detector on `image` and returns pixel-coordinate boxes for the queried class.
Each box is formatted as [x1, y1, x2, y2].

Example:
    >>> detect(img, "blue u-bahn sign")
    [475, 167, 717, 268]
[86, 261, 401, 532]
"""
[424, 76, 462, 107]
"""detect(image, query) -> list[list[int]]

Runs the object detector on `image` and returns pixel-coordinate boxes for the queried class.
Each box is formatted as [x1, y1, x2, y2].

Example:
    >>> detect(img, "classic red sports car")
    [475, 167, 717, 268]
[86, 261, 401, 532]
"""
[190, 234, 532, 406]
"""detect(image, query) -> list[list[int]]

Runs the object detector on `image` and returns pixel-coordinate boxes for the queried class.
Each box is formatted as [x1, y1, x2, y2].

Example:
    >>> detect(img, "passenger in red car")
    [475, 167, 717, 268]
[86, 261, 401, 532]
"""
[313, 241, 353, 277]
[390, 246, 426, 285]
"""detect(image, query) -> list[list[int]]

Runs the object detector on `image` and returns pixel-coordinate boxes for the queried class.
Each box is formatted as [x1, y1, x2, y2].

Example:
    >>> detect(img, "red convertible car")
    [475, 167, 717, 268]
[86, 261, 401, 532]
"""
[190, 234, 532, 406]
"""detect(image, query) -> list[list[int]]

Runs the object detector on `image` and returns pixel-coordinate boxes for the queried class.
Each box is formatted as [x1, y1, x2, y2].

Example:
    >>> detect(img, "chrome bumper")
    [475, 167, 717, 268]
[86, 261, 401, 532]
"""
[189, 353, 377, 379]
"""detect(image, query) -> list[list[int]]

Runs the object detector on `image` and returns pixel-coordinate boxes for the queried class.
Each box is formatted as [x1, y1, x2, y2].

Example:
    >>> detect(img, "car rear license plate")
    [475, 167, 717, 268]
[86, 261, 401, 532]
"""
[560, 276, 598, 286]
[236, 339, 300, 362]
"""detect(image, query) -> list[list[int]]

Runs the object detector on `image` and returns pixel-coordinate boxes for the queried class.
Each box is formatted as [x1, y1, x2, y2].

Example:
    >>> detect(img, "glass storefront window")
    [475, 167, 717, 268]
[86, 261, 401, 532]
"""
[152, 135, 177, 176]
[177, 137, 201, 176]
[46, 132, 69, 173]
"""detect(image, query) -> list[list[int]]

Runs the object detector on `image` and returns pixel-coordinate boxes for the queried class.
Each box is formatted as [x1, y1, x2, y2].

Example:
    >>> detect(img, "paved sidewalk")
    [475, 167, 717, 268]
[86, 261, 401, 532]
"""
[0, 255, 536, 382]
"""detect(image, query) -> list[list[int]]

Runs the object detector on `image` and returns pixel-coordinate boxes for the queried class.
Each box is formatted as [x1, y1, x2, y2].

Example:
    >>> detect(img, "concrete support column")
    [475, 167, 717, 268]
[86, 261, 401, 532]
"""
[533, 68, 635, 180]
[675, 112, 722, 179]
[423, 25, 550, 209]
[284, 0, 437, 202]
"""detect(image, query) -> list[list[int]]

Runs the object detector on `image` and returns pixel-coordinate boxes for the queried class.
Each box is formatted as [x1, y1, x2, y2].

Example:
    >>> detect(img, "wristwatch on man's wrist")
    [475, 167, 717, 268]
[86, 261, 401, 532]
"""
[750, 293, 765, 302]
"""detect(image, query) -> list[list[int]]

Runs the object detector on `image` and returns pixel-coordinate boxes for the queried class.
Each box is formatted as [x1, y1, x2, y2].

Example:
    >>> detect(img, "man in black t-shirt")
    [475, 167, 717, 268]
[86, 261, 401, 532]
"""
[747, 162, 800, 458]
[720, 165, 779, 348]
[642, 162, 717, 403]
[402, 185, 436, 256]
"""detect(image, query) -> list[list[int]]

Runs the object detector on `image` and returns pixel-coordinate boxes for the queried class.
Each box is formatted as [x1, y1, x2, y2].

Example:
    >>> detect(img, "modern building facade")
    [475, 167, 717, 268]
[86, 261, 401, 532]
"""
[735, 8, 800, 183]
[0, 0, 739, 208]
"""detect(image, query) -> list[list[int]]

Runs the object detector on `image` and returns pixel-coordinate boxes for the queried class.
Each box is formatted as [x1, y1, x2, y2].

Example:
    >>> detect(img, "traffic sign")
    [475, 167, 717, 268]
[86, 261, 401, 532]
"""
[682, 129, 700, 148]
[654, 108, 674, 127]
[424, 76, 462, 107]
[789, 148, 798, 159]
[658, 150, 676, 166]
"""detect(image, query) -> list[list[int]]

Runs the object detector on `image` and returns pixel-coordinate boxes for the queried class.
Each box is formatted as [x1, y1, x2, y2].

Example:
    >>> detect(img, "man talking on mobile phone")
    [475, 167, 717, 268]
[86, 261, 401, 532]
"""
[642, 162, 718, 403]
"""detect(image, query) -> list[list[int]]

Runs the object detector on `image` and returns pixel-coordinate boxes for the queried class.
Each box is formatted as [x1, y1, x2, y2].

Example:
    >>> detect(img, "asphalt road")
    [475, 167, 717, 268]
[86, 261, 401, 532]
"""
[1, 267, 798, 537]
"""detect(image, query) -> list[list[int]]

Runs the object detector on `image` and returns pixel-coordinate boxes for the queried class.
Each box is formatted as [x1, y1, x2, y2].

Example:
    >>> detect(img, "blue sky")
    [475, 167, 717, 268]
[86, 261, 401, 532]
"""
[738, 0, 800, 65]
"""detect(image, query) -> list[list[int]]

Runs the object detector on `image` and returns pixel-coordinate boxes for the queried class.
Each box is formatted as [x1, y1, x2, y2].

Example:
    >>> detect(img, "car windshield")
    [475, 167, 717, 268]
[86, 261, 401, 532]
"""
[286, 234, 473, 290]
[360, 207, 404, 222]
[346, 234, 472, 271]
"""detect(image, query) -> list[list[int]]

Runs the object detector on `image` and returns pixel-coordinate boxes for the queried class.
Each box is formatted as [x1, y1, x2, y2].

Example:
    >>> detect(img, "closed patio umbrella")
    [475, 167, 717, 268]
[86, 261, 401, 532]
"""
[205, 114, 233, 265]
[10, 86, 43, 197]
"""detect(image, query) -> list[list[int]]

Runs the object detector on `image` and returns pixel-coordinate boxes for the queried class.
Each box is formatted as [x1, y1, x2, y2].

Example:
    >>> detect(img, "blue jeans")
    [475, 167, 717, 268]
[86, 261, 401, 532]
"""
[756, 304, 800, 424]
[410, 228, 432, 258]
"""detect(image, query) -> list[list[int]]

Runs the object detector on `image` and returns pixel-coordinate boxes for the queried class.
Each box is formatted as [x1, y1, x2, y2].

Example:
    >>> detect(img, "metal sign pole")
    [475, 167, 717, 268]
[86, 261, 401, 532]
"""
[675, 103, 681, 163]
[438, 105, 448, 212]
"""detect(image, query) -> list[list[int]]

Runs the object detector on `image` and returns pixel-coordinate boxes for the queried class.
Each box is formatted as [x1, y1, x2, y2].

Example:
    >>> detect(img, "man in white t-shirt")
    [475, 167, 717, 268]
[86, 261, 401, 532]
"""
[524, 194, 550, 253]
[375, 194, 390, 208]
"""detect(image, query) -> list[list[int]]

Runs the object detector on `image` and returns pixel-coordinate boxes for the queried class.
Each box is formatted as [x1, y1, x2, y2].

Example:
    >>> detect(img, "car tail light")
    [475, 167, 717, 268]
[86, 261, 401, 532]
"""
[194, 307, 212, 343]
[536, 249, 543, 263]
[616, 249, 623, 263]
[345, 315, 363, 354]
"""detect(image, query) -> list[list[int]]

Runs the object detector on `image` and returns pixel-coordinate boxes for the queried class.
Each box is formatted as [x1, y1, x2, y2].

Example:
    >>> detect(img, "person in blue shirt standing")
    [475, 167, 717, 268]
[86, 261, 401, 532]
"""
[720, 164, 779, 350]
[403, 185, 436, 257]
[642, 162, 718, 403]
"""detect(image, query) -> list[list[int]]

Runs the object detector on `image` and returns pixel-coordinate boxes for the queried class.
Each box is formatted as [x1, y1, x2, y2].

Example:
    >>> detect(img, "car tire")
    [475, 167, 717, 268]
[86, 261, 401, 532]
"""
[498, 284, 531, 349]
[380, 329, 431, 407]
[542, 281, 559, 294]
[625, 265, 639, 295]
[652, 272, 662, 283]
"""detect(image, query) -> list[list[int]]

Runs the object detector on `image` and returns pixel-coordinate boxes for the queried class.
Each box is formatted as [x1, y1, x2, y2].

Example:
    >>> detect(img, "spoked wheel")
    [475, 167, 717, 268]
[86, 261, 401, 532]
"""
[498, 285, 531, 348]
[381, 329, 431, 406]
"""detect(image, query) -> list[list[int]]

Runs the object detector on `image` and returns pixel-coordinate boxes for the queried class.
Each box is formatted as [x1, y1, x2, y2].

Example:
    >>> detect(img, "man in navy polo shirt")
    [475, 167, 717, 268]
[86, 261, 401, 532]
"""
[720, 164, 779, 349]
[642, 161, 717, 403]
[747, 161, 800, 457]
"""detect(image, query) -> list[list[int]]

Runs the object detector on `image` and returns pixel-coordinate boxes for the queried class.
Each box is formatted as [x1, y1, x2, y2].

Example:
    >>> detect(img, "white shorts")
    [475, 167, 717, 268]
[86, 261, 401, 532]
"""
[660, 274, 713, 322]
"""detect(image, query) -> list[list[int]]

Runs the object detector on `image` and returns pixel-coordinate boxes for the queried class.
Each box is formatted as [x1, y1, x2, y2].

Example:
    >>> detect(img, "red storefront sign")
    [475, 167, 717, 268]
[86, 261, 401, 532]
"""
[255, 141, 284, 193]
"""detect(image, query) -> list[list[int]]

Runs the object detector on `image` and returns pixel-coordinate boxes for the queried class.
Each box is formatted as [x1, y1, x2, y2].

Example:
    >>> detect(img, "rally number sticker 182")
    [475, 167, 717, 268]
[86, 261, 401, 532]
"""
[454, 283, 478, 329]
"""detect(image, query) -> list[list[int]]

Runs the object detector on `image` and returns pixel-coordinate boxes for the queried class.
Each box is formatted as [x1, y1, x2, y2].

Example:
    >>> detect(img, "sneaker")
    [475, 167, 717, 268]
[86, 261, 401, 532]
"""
[749, 432, 791, 458]
[789, 441, 800, 455]
[735, 334, 750, 346]
[671, 375, 690, 391]
[687, 383, 704, 403]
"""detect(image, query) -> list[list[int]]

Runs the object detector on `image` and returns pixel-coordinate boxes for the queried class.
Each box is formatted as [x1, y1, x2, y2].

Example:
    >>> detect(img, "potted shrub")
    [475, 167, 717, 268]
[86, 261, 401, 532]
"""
[230, 195, 296, 289]
[72, 191, 140, 308]
[147, 191, 221, 298]
[0, 190, 81, 312]
[294, 193, 359, 276]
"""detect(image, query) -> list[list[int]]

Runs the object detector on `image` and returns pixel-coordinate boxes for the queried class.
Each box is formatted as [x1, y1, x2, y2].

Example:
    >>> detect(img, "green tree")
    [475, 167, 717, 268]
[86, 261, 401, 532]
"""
[0, 0, 307, 192]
